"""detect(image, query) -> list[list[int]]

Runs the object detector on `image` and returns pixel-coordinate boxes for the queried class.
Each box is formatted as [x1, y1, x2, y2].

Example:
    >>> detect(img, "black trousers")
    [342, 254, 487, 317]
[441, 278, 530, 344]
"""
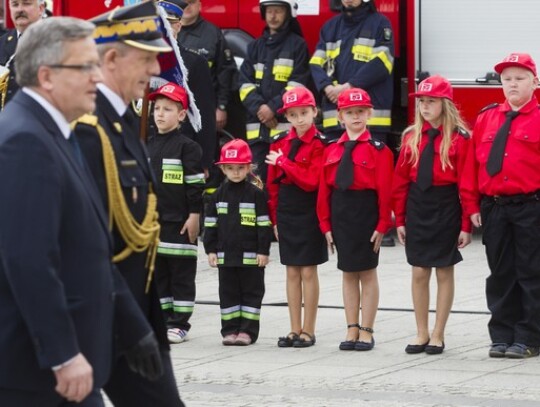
[218, 266, 265, 342]
[104, 349, 184, 407]
[155, 256, 197, 331]
[481, 198, 540, 346]
[0, 388, 104, 407]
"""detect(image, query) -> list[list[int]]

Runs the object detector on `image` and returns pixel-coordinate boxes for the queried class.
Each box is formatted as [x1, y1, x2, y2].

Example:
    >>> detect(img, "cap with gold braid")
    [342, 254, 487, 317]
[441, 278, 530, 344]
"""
[91, 1, 172, 53]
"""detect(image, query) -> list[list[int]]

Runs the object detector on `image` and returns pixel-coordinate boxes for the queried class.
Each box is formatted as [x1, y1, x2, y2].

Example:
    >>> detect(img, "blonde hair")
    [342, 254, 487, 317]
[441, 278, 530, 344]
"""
[401, 98, 469, 171]
[220, 163, 264, 190]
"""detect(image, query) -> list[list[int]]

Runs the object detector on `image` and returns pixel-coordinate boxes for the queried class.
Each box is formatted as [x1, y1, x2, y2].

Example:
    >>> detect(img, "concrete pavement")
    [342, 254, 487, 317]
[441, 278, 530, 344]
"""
[116, 237, 540, 406]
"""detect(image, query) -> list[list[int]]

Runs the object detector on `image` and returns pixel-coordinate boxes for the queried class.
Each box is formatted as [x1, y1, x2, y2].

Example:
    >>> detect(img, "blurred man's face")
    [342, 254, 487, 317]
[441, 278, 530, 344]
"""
[341, 0, 362, 9]
[9, 0, 44, 33]
[181, 0, 200, 25]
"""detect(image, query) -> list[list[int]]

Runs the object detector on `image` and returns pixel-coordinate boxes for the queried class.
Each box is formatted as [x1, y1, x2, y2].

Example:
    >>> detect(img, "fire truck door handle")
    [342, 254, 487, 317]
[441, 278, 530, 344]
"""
[476, 72, 500, 84]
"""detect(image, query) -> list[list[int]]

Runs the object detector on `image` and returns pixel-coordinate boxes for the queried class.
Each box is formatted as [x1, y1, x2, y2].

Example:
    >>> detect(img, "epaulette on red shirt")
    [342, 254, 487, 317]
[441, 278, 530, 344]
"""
[455, 126, 470, 138]
[315, 131, 333, 145]
[270, 131, 288, 144]
[369, 138, 386, 150]
[478, 102, 499, 114]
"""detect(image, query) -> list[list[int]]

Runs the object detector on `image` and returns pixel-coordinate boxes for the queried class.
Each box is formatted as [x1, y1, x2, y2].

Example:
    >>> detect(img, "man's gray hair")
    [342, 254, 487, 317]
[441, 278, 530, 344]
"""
[15, 17, 95, 87]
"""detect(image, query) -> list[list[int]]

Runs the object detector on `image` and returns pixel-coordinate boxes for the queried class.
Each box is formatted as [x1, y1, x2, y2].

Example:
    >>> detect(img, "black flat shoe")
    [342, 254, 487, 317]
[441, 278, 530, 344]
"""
[488, 343, 509, 358]
[277, 332, 299, 348]
[293, 332, 316, 348]
[425, 342, 445, 354]
[354, 326, 375, 351]
[340, 323, 360, 350]
[405, 341, 429, 354]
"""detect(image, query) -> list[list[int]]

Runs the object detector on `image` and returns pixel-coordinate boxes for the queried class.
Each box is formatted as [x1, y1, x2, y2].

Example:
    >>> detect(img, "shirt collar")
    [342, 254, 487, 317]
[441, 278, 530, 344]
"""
[337, 129, 371, 144]
[286, 124, 317, 143]
[22, 87, 71, 140]
[500, 95, 538, 115]
[97, 83, 128, 117]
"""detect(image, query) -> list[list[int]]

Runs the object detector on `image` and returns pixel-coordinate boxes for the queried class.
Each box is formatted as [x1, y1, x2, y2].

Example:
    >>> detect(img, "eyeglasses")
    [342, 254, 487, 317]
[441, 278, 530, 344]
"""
[47, 62, 101, 74]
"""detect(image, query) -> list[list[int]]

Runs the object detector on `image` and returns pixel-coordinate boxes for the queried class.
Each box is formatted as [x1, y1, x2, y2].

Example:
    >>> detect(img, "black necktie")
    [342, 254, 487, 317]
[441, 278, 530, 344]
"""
[68, 132, 85, 168]
[486, 110, 519, 176]
[273, 137, 302, 184]
[335, 140, 357, 191]
[416, 128, 440, 191]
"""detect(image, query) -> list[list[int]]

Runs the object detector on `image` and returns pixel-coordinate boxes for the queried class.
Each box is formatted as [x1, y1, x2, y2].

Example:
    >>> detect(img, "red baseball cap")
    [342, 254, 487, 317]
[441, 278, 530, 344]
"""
[337, 88, 373, 110]
[277, 87, 316, 114]
[411, 75, 453, 101]
[215, 139, 252, 165]
[148, 82, 188, 109]
[494, 53, 537, 77]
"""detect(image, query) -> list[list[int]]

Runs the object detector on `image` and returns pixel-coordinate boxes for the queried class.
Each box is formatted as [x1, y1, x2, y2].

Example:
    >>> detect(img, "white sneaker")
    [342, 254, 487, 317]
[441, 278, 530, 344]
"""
[167, 328, 188, 344]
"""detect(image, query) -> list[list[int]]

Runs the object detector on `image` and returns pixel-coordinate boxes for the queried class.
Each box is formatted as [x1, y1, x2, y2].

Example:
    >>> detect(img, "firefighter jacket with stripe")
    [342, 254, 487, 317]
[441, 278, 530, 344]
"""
[178, 16, 237, 109]
[203, 180, 273, 267]
[147, 128, 205, 223]
[310, 7, 394, 136]
[239, 25, 310, 144]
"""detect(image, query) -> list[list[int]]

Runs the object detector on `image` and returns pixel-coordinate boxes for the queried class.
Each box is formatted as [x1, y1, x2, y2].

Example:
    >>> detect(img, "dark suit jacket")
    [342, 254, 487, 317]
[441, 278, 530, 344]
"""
[0, 91, 116, 392]
[0, 29, 20, 106]
[76, 90, 169, 349]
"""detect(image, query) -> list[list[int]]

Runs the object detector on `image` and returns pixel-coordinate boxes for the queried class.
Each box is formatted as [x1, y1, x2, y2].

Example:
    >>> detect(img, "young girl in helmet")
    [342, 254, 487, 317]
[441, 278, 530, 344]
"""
[391, 75, 472, 355]
[317, 88, 394, 351]
[265, 87, 328, 348]
[147, 82, 205, 345]
[203, 139, 273, 346]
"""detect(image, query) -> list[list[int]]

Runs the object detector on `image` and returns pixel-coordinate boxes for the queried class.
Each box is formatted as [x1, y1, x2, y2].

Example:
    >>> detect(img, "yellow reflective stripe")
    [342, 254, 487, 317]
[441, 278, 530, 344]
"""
[327, 47, 340, 59]
[309, 55, 325, 66]
[246, 123, 260, 140]
[371, 47, 394, 74]
[323, 117, 339, 128]
[270, 123, 291, 138]
[239, 84, 256, 101]
[367, 117, 391, 126]
[208, 60, 213, 68]
[351, 44, 372, 63]
[254, 62, 265, 80]
[273, 65, 293, 82]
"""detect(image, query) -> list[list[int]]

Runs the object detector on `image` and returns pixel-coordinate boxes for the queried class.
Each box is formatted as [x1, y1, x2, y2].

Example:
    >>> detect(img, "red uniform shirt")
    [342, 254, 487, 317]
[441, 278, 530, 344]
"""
[266, 125, 325, 224]
[317, 130, 394, 234]
[392, 123, 472, 233]
[461, 97, 540, 216]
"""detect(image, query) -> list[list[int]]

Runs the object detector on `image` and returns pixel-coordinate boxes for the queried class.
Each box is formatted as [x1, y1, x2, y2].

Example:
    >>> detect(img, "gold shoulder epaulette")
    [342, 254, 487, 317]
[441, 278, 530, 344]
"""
[71, 114, 99, 129]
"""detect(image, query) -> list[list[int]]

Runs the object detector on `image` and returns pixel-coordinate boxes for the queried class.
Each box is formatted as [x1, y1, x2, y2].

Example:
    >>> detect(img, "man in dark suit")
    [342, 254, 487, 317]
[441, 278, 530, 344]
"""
[0, 0, 44, 108]
[0, 16, 158, 407]
[75, 3, 185, 406]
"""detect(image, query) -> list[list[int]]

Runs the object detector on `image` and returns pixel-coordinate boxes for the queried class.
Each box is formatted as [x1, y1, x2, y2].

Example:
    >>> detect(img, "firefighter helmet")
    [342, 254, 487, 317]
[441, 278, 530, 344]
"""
[259, 0, 298, 19]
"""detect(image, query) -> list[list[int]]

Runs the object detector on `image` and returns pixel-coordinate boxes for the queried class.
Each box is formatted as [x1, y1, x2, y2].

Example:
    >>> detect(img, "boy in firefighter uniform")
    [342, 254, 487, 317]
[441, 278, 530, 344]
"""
[147, 83, 205, 344]
[461, 53, 540, 359]
[310, 0, 394, 144]
[203, 139, 273, 346]
[239, 0, 310, 183]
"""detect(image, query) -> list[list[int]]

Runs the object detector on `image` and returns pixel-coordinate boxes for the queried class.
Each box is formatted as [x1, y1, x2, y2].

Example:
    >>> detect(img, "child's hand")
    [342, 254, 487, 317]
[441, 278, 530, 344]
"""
[457, 231, 472, 249]
[256, 254, 269, 267]
[208, 253, 218, 268]
[265, 149, 283, 166]
[325, 231, 335, 254]
[370, 230, 383, 253]
[470, 213, 482, 228]
[396, 226, 406, 245]
[180, 213, 200, 243]
[273, 225, 279, 241]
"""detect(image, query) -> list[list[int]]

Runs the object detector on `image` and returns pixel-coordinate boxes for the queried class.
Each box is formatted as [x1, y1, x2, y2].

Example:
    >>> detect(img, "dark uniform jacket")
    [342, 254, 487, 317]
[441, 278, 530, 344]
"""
[75, 89, 168, 349]
[178, 16, 237, 110]
[0, 91, 124, 392]
[310, 7, 394, 137]
[239, 25, 310, 144]
[0, 29, 19, 107]
[204, 180, 273, 267]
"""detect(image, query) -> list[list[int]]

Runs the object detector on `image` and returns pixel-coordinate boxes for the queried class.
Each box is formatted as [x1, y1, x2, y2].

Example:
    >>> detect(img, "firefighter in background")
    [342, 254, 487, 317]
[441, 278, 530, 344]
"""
[0, 0, 45, 108]
[310, 0, 394, 144]
[461, 53, 540, 359]
[239, 0, 310, 184]
[178, 0, 237, 133]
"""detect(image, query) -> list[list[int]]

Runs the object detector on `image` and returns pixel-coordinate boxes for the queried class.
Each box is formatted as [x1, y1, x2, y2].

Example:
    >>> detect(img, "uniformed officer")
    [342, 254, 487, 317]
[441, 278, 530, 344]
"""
[0, 0, 44, 108]
[74, 2, 185, 405]
[461, 53, 540, 359]
[239, 0, 310, 184]
[178, 0, 237, 132]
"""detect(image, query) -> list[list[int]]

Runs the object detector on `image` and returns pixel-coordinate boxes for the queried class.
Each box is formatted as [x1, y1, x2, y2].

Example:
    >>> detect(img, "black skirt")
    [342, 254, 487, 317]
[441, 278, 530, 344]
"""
[331, 189, 379, 272]
[405, 183, 462, 267]
[276, 184, 328, 266]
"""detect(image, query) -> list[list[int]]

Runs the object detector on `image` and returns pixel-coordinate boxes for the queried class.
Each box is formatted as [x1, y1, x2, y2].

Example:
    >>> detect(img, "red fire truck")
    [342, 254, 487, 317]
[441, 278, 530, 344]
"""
[5, 0, 540, 130]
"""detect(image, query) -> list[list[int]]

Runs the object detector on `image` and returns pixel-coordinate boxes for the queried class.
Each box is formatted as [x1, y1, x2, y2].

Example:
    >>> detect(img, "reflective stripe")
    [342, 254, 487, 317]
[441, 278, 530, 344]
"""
[246, 122, 260, 140]
[322, 110, 339, 129]
[160, 296, 173, 310]
[173, 300, 194, 313]
[208, 60, 213, 68]
[157, 242, 198, 257]
[322, 109, 391, 129]
[309, 49, 326, 66]
[240, 305, 261, 321]
[163, 158, 182, 165]
[270, 123, 291, 138]
[325, 40, 341, 59]
[221, 304, 241, 320]
[185, 173, 205, 184]
[205, 187, 217, 194]
[217, 252, 225, 265]
[273, 58, 294, 82]
[256, 215, 272, 226]
[243, 252, 258, 265]
[239, 203, 255, 209]
[240, 83, 256, 101]
[216, 202, 228, 214]
[372, 45, 394, 74]
[254, 63, 264, 80]
[204, 216, 217, 227]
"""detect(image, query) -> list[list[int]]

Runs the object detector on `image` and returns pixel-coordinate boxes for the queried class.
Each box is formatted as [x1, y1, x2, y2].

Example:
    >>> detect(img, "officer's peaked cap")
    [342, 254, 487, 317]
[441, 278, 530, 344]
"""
[158, 0, 187, 21]
[91, 1, 172, 53]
